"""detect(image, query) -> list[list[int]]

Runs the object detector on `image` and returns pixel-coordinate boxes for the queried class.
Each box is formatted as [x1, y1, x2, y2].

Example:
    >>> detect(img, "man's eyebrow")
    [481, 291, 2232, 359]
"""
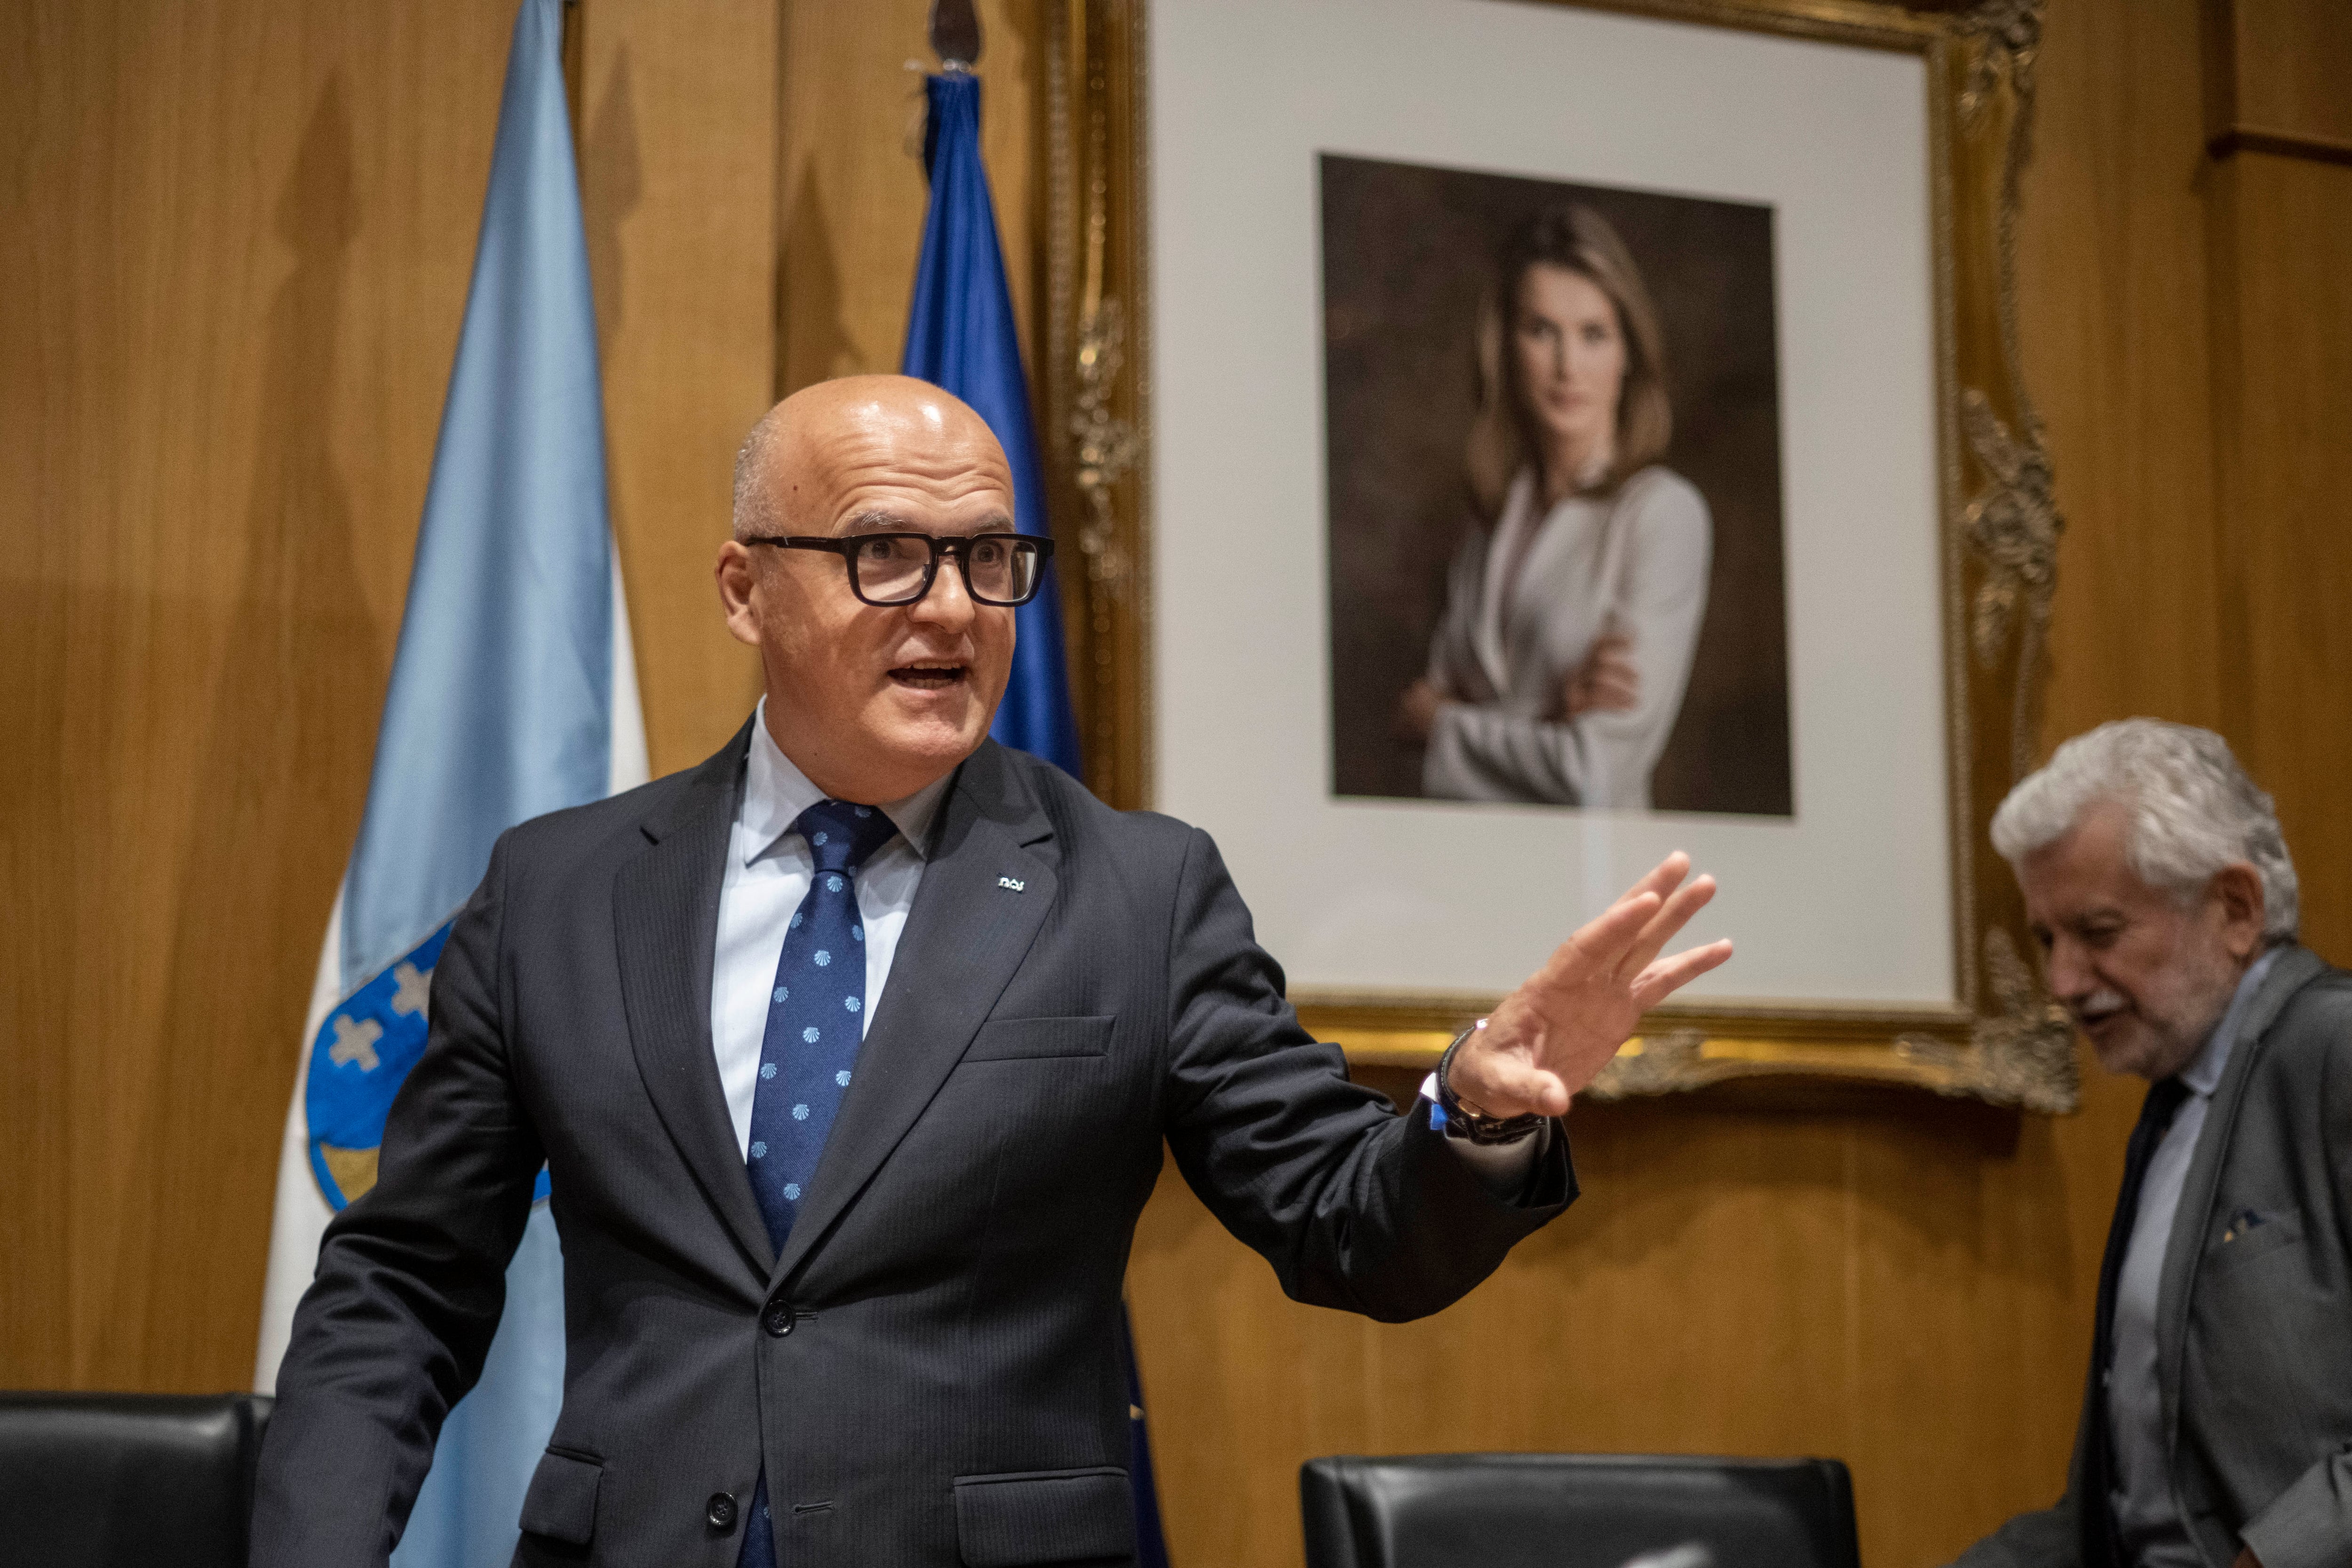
[838, 509, 1017, 535]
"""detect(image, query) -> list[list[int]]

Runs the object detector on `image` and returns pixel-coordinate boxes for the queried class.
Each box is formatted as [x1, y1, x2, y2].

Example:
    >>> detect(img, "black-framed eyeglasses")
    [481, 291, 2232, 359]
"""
[744, 532, 1055, 608]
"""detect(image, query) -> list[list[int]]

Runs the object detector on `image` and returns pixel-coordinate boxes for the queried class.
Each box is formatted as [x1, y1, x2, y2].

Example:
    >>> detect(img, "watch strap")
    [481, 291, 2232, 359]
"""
[1435, 1022, 1548, 1146]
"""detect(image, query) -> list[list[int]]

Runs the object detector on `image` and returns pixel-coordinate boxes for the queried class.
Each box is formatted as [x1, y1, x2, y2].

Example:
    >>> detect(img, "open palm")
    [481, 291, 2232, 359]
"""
[1448, 852, 1732, 1119]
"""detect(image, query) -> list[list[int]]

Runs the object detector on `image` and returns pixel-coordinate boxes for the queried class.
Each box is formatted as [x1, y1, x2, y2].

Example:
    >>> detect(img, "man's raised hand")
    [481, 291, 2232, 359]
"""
[1446, 852, 1732, 1120]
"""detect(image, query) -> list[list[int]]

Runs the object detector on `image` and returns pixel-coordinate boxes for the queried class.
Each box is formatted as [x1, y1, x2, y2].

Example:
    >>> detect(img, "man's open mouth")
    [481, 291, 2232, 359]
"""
[890, 663, 968, 690]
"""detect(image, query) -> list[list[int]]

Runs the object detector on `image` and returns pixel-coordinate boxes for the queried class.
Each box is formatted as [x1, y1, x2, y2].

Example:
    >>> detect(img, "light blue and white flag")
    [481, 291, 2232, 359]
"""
[253, 3, 646, 1565]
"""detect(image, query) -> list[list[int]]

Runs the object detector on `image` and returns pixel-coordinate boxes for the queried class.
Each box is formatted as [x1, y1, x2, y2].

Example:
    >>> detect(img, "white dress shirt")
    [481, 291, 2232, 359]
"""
[2108, 946, 2281, 1568]
[709, 702, 951, 1158]
[711, 702, 1539, 1191]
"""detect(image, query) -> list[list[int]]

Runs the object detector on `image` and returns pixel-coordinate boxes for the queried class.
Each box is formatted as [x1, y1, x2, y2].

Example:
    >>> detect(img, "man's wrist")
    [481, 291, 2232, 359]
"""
[1435, 1021, 1548, 1145]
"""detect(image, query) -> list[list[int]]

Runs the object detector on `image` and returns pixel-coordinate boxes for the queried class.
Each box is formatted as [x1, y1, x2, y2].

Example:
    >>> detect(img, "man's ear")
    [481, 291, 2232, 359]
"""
[715, 540, 763, 648]
[2209, 862, 2266, 959]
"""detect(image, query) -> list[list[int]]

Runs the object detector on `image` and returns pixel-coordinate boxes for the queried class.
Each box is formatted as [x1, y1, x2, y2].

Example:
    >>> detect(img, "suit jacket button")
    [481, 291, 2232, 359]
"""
[707, 1491, 739, 1529]
[763, 1299, 795, 1337]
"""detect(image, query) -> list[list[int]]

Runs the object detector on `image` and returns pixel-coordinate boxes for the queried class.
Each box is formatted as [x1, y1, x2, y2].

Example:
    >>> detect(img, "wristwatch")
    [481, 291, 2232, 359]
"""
[1435, 1020, 1548, 1146]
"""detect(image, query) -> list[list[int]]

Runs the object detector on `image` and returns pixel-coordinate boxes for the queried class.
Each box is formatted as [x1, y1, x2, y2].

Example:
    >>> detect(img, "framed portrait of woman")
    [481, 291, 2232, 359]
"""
[1341, 164, 1789, 820]
[1037, 0, 2075, 1108]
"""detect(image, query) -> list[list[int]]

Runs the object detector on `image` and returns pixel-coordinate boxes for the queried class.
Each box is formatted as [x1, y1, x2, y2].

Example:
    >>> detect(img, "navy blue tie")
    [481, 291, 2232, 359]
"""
[739, 797, 898, 1568]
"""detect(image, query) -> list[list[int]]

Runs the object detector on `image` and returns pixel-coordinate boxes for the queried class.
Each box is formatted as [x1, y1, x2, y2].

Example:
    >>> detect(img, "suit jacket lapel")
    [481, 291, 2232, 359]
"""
[613, 716, 775, 1278]
[771, 741, 1059, 1289]
[2153, 943, 2327, 1439]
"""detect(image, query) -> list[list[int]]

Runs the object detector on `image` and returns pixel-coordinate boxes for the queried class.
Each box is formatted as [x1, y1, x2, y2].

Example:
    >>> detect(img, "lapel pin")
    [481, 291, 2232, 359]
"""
[997, 876, 1025, 893]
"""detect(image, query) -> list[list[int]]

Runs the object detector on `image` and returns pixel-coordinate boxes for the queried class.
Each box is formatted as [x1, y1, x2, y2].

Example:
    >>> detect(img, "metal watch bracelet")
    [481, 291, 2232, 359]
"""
[1435, 1021, 1548, 1146]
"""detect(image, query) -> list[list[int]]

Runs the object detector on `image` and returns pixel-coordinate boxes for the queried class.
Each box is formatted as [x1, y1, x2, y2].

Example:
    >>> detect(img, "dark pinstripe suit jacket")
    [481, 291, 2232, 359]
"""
[253, 721, 1575, 1568]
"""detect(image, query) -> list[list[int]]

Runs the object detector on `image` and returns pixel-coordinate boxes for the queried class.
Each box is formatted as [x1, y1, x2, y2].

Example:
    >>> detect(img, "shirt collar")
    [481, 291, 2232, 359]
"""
[739, 698, 954, 867]
[2178, 944, 2284, 1098]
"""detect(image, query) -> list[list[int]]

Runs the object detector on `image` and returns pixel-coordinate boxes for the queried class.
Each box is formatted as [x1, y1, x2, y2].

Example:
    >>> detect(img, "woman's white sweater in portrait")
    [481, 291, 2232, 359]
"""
[1422, 462, 1710, 808]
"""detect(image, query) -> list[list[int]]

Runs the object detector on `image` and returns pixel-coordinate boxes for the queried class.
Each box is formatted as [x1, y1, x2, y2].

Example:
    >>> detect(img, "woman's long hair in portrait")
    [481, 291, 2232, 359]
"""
[1465, 203, 1674, 518]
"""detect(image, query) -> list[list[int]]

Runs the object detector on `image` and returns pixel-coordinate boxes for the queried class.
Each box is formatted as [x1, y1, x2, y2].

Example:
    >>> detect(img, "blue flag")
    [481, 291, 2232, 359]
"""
[902, 71, 1083, 777]
[254, 3, 649, 1565]
[905, 71, 1169, 1567]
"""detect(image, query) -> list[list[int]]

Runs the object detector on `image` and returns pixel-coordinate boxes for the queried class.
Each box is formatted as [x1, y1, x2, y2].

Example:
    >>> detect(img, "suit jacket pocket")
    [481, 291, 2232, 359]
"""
[964, 1015, 1115, 1063]
[2204, 1210, 2304, 1275]
[518, 1448, 602, 1546]
[954, 1465, 1135, 1566]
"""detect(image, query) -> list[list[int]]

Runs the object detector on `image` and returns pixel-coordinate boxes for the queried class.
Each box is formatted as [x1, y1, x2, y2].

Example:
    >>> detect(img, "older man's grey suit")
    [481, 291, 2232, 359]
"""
[1959, 945, 2352, 1568]
[251, 723, 1574, 1568]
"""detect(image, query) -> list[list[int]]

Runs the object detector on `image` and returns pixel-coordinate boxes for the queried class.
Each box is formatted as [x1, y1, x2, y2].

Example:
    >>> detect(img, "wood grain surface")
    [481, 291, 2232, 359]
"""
[2208, 146, 2352, 959]
[773, 0, 1042, 398]
[1, 0, 514, 1393]
[2206, 0, 2352, 156]
[578, 0, 778, 775]
[2, 4, 2345, 1568]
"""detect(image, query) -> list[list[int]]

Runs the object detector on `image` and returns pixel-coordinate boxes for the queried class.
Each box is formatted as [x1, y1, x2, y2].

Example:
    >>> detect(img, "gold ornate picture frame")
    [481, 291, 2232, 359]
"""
[1036, 0, 2075, 1112]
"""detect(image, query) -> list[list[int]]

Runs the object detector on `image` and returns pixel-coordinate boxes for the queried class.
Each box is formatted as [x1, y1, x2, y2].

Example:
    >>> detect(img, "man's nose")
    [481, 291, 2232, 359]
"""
[913, 553, 976, 628]
[2044, 937, 2094, 1001]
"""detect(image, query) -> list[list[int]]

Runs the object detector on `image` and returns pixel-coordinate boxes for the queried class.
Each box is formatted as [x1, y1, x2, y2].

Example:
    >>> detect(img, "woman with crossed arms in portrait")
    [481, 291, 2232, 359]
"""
[1399, 204, 1712, 810]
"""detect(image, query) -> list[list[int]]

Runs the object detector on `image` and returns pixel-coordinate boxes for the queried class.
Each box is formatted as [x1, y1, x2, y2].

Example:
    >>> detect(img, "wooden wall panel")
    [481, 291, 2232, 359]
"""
[2025, 0, 2224, 738]
[774, 0, 1043, 398]
[2209, 150, 2352, 956]
[579, 0, 779, 775]
[2205, 2, 2352, 957]
[5, 7, 2350, 1568]
[0, 0, 511, 1388]
[2206, 0, 2352, 155]
[1129, 1074, 2127, 1568]
[0, 0, 780, 1390]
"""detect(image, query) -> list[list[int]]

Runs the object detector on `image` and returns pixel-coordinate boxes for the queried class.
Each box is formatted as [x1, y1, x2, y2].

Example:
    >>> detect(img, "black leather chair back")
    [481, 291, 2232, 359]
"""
[1302, 1452, 1861, 1568]
[0, 1392, 272, 1568]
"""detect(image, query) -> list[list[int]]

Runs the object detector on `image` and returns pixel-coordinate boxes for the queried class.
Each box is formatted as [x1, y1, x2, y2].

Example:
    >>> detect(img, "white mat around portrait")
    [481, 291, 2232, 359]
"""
[1149, 0, 1955, 1007]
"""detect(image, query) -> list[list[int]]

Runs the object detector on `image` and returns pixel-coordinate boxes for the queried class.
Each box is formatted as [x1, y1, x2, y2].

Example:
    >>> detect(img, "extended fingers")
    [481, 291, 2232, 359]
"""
[1549, 888, 1661, 981]
[1548, 853, 1691, 979]
[1630, 938, 1735, 1011]
[1623, 851, 1692, 909]
[1616, 872, 1717, 980]
[1539, 852, 1722, 991]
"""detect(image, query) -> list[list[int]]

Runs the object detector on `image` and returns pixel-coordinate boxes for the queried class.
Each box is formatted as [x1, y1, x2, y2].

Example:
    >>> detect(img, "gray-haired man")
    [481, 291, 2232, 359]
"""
[1955, 719, 2352, 1568]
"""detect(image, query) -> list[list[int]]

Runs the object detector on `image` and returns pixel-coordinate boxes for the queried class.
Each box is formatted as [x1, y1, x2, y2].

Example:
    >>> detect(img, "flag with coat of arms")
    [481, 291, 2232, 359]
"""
[251, 2, 647, 1564]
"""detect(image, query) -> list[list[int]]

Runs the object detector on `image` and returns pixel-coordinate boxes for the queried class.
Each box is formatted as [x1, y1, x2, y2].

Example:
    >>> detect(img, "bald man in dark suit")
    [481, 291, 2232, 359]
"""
[253, 376, 1732, 1567]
